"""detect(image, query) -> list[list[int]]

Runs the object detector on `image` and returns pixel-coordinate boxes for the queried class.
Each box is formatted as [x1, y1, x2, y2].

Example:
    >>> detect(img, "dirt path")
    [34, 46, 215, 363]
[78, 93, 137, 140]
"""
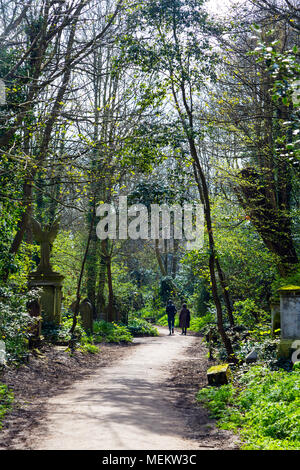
[10, 328, 238, 450]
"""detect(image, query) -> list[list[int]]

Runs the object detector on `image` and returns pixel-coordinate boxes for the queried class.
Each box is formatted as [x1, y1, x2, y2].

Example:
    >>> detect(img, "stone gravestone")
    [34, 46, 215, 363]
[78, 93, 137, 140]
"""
[79, 298, 93, 334]
[28, 217, 64, 326]
[278, 286, 300, 359]
[26, 298, 42, 348]
[70, 298, 93, 334]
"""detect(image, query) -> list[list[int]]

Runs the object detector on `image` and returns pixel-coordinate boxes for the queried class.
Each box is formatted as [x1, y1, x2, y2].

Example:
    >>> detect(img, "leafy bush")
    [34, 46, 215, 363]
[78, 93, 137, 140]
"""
[159, 276, 176, 304]
[80, 341, 100, 354]
[138, 305, 166, 322]
[189, 313, 215, 332]
[270, 266, 300, 302]
[233, 299, 268, 328]
[0, 287, 39, 363]
[42, 315, 85, 345]
[197, 366, 300, 450]
[197, 383, 235, 420]
[43, 315, 100, 354]
[93, 321, 133, 343]
[0, 383, 13, 429]
[127, 317, 159, 337]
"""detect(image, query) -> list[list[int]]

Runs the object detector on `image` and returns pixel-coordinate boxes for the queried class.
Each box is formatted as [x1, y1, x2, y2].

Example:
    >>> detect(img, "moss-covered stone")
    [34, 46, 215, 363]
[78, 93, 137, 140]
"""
[278, 285, 300, 294]
[207, 364, 232, 386]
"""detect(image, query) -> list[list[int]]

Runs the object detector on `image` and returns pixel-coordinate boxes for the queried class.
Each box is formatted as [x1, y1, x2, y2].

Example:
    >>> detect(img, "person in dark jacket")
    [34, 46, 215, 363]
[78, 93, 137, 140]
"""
[166, 299, 177, 336]
[179, 304, 190, 335]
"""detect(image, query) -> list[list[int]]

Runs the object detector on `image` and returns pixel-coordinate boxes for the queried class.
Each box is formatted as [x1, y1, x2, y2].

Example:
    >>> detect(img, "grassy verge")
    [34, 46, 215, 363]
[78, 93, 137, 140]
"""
[196, 366, 300, 450]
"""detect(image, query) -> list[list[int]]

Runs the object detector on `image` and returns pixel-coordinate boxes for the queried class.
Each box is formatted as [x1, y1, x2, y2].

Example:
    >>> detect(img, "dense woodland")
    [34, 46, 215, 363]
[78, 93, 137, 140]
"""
[0, 0, 299, 450]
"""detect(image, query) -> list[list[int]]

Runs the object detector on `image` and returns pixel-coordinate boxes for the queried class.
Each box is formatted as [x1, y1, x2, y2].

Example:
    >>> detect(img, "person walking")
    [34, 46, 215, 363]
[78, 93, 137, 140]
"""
[166, 299, 177, 336]
[179, 303, 190, 335]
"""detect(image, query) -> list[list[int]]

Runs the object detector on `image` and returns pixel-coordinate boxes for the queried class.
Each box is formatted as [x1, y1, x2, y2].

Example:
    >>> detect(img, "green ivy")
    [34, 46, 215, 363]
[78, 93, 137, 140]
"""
[0, 383, 13, 430]
[197, 366, 300, 450]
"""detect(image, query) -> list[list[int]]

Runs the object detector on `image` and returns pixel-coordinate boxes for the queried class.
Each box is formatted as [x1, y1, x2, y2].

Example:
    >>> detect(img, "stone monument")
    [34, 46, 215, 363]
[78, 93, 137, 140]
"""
[70, 298, 93, 333]
[28, 217, 64, 326]
[278, 286, 300, 359]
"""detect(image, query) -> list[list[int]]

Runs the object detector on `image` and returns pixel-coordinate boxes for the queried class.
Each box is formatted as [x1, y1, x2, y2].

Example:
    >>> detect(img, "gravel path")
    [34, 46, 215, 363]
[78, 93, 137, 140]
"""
[27, 328, 213, 450]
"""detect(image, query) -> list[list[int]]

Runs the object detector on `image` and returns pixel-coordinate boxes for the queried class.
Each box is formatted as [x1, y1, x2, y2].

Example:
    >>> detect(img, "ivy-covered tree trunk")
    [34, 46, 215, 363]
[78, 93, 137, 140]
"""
[238, 167, 298, 277]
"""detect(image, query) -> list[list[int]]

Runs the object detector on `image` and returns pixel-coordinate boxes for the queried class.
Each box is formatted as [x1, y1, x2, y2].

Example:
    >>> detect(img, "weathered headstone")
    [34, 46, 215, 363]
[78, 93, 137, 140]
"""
[27, 298, 42, 348]
[70, 298, 93, 333]
[207, 364, 232, 386]
[28, 217, 64, 326]
[278, 286, 300, 359]
[79, 298, 93, 334]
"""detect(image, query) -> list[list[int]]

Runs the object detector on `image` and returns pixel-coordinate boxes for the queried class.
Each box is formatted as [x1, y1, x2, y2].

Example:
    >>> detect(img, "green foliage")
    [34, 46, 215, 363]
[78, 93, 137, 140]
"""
[8, 242, 39, 289]
[79, 340, 100, 354]
[43, 314, 102, 353]
[93, 321, 133, 344]
[180, 197, 278, 314]
[200, 307, 281, 366]
[127, 317, 159, 337]
[197, 383, 235, 420]
[293, 362, 300, 372]
[51, 231, 83, 308]
[233, 299, 268, 328]
[0, 287, 39, 363]
[0, 202, 20, 280]
[197, 366, 300, 450]
[189, 284, 210, 317]
[252, 35, 299, 164]
[159, 277, 176, 305]
[212, 198, 277, 308]
[137, 305, 166, 322]
[0, 383, 13, 430]
[42, 314, 84, 345]
[112, 263, 142, 324]
[271, 266, 300, 302]
[189, 313, 214, 332]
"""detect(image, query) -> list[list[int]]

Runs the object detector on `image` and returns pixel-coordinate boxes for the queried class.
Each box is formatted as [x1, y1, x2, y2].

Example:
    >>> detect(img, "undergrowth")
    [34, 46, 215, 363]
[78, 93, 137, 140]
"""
[0, 383, 13, 429]
[197, 366, 300, 450]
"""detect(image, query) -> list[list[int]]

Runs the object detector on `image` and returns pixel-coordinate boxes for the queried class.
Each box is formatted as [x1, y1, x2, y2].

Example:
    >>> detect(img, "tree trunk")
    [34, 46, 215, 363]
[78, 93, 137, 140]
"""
[96, 244, 107, 320]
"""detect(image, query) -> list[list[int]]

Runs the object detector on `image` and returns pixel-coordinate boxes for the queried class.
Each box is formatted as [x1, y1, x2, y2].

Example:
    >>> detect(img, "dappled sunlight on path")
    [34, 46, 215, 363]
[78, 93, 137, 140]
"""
[30, 328, 209, 450]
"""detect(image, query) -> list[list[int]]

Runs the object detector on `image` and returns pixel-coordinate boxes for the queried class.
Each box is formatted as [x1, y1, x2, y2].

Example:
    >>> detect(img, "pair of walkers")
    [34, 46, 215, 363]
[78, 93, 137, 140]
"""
[166, 300, 190, 336]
